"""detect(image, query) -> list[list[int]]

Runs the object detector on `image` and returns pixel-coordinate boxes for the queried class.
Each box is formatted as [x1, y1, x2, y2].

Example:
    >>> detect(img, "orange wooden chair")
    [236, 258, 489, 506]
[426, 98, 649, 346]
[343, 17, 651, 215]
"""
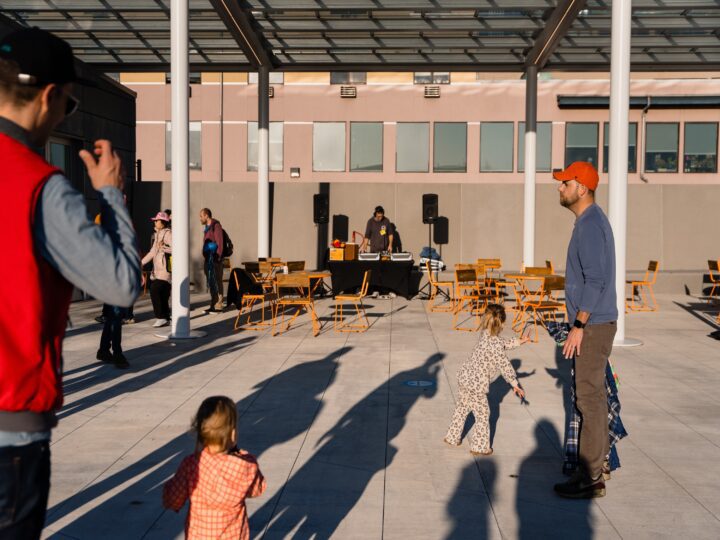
[425, 260, 454, 312]
[334, 270, 371, 332]
[515, 275, 566, 342]
[234, 271, 277, 332]
[626, 261, 659, 312]
[707, 259, 720, 301]
[545, 260, 555, 273]
[452, 266, 492, 331]
[273, 273, 321, 337]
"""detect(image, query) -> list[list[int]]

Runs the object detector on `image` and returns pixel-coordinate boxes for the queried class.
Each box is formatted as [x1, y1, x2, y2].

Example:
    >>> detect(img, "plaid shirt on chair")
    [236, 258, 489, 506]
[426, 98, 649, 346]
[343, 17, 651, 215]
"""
[163, 448, 266, 540]
[546, 322, 629, 475]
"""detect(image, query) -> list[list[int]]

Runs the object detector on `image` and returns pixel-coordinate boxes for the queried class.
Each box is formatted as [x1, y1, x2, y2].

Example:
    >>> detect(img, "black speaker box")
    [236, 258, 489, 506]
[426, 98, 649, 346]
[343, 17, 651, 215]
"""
[313, 193, 329, 224]
[422, 193, 438, 224]
[332, 214, 349, 242]
[434, 216, 449, 245]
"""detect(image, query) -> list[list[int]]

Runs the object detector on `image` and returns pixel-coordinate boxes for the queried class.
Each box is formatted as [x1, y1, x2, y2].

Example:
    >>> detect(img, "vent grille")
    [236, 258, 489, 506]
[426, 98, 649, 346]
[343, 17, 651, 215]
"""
[424, 85, 441, 98]
[340, 86, 357, 98]
[268, 86, 274, 98]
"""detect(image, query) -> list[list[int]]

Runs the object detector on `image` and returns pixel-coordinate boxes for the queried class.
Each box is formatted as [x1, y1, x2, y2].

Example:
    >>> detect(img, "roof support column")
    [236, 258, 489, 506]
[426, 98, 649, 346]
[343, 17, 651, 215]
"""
[166, 0, 204, 339]
[608, 0, 640, 347]
[258, 66, 270, 258]
[523, 64, 538, 269]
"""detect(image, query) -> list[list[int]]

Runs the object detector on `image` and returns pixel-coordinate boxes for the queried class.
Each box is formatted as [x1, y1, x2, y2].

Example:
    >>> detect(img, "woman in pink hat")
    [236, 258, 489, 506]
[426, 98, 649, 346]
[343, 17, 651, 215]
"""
[142, 212, 172, 327]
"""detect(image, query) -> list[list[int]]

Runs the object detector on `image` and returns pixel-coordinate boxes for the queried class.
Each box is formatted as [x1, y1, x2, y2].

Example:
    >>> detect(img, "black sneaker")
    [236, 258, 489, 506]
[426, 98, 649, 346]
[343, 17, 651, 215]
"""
[95, 316, 106, 324]
[96, 349, 113, 363]
[554, 474, 606, 499]
[112, 352, 130, 369]
[122, 317, 136, 325]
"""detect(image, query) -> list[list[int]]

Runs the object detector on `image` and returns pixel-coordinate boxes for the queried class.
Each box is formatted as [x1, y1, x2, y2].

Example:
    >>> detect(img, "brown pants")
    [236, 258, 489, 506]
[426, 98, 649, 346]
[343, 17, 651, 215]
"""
[575, 321, 616, 479]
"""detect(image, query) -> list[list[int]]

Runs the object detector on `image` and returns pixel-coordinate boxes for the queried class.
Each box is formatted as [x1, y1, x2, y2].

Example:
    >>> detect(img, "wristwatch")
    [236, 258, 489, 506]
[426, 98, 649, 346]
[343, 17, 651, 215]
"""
[573, 319, 586, 330]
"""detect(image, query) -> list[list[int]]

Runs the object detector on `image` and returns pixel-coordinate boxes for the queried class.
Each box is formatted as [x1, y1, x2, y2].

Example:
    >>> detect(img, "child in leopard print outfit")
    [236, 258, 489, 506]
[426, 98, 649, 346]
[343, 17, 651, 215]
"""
[444, 304, 528, 456]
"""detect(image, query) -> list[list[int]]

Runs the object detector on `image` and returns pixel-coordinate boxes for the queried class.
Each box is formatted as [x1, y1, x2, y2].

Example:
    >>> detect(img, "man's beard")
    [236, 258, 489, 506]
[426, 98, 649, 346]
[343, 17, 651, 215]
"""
[560, 194, 578, 208]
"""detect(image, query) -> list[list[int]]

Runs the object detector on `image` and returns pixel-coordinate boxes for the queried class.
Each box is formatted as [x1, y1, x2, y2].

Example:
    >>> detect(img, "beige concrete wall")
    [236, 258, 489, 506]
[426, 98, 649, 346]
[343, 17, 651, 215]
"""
[132, 181, 720, 294]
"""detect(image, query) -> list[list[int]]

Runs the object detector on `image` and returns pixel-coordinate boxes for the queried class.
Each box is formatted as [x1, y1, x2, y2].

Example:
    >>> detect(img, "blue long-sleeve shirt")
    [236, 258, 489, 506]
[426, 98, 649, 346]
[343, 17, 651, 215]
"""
[564, 203, 618, 325]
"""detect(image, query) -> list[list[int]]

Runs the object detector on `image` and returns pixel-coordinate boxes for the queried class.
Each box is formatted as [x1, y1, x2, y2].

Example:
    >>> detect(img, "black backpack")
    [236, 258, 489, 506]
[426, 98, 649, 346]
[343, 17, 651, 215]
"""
[222, 228, 234, 258]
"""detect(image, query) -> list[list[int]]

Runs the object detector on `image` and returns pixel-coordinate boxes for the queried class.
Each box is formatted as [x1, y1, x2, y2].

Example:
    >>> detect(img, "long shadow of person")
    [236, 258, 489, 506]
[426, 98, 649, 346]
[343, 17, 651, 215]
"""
[516, 420, 593, 540]
[445, 459, 497, 539]
[544, 344, 574, 465]
[487, 359, 535, 447]
[46, 347, 352, 539]
[251, 353, 444, 539]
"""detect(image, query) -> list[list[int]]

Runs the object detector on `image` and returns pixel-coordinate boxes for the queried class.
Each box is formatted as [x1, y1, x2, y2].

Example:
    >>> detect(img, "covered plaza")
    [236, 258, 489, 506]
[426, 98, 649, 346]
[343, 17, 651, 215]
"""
[1, 1, 719, 539]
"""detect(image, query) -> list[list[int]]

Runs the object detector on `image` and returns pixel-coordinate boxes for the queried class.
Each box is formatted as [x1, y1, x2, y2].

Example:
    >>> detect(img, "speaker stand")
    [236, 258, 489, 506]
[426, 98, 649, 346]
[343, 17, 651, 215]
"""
[418, 221, 440, 300]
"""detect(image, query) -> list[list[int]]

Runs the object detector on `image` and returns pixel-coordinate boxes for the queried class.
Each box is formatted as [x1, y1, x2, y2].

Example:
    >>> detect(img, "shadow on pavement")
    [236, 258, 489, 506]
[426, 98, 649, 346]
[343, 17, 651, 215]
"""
[250, 353, 444, 539]
[445, 459, 497, 539]
[488, 359, 535, 447]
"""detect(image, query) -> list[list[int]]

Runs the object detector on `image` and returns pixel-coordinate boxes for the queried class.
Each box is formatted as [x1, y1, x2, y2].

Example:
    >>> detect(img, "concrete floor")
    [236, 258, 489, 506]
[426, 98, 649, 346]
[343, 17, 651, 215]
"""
[42, 292, 720, 539]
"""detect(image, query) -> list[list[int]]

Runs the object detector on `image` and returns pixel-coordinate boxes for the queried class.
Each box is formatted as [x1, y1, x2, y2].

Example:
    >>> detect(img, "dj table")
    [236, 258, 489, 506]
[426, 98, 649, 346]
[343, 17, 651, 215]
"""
[328, 260, 415, 299]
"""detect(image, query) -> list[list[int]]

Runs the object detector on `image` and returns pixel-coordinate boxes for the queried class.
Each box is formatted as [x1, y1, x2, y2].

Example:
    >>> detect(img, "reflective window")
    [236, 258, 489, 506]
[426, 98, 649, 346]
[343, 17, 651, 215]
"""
[684, 122, 717, 173]
[247, 122, 284, 171]
[165, 122, 202, 170]
[396, 122, 429, 172]
[518, 122, 552, 172]
[603, 122, 638, 173]
[645, 123, 678, 173]
[434, 123, 467, 172]
[480, 122, 514, 172]
[248, 72, 285, 84]
[350, 122, 383, 172]
[313, 123, 346, 171]
[330, 72, 366, 85]
[565, 123, 598, 167]
[414, 72, 451, 84]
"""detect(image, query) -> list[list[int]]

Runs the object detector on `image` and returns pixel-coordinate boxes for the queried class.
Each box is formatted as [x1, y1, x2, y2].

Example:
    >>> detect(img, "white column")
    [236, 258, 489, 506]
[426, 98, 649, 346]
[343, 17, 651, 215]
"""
[523, 65, 538, 269]
[166, 0, 204, 339]
[258, 66, 270, 258]
[608, 0, 641, 347]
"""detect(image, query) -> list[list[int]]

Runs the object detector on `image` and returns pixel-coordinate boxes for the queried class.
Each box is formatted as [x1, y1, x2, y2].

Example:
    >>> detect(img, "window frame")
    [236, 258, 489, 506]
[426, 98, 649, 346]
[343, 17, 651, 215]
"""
[602, 122, 638, 173]
[349, 121, 384, 172]
[433, 122, 468, 173]
[413, 72, 451, 85]
[312, 121, 347, 172]
[683, 121, 718, 174]
[479, 121, 515, 173]
[564, 122, 599, 168]
[247, 121, 285, 172]
[330, 72, 367, 85]
[396, 122, 430, 173]
[517, 121, 553, 173]
[165, 121, 202, 171]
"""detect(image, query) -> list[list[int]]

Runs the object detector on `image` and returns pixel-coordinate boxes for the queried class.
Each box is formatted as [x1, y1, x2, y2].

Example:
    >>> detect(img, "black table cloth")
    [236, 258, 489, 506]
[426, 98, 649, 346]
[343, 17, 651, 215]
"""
[226, 268, 263, 309]
[328, 260, 414, 299]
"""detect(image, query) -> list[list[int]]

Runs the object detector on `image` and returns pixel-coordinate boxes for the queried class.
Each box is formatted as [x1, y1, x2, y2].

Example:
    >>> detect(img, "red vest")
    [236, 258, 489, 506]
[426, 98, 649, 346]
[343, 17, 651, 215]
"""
[0, 133, 73, 416]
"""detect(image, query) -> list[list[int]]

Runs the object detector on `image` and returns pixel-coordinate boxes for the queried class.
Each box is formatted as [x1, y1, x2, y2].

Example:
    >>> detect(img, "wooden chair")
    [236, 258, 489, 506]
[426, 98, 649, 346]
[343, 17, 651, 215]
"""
[452, 267, 492, 331]
[707, 260, 720, 301]
[425, 260, 454, 312]
[524, 266, 553, 276]
[515, 275, 566, 342]
[334, 270, 371, 332]
[273, 273, 321, 336]
[545, 260, 555, 273]
[626, 261, 659, 312]
[287, 261, 306, 272]
[233, 271, 277, 332]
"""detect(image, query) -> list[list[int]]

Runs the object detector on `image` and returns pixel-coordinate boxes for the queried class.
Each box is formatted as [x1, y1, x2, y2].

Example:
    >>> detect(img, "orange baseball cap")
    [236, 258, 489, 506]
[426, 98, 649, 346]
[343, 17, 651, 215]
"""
[552, 161, 599, 191]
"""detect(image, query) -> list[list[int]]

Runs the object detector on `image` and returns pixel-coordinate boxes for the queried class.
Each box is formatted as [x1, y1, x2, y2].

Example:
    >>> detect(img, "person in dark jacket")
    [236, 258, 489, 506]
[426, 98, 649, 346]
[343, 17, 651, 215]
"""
[199, 208, 225, 313]
[0, 28, 140, 538]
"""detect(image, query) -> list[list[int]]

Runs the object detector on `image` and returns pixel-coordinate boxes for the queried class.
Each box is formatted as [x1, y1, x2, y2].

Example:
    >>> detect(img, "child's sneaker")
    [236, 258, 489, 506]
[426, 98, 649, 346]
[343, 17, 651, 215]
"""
[470, 449, 493, 456]
[443, 438, 460, 447]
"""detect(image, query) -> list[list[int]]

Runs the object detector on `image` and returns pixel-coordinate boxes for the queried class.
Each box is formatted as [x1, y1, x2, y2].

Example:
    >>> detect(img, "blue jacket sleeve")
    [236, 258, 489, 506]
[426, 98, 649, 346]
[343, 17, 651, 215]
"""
[34, 174, 141, 307]
[577, 222, 609, 315]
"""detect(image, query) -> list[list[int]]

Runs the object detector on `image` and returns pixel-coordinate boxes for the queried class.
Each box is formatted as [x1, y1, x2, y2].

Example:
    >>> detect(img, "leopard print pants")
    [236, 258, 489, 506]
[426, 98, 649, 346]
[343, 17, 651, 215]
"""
[444, 387, 491, 453]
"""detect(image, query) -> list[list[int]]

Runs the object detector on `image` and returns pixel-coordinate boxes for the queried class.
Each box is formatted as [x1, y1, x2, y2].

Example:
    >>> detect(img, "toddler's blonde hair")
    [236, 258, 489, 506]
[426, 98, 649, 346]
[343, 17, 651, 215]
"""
[192, 396, 237, 451]
[479, 304, 507, 336]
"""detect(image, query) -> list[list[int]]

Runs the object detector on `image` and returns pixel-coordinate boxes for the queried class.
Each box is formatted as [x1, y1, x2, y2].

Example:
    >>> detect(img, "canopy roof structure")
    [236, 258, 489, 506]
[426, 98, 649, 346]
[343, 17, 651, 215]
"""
[1, 0, 718, 73]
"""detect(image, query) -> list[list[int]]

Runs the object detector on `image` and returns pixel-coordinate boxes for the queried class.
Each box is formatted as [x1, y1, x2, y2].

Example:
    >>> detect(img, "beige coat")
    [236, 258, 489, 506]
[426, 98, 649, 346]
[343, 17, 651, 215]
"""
[142, 228, 172, 282]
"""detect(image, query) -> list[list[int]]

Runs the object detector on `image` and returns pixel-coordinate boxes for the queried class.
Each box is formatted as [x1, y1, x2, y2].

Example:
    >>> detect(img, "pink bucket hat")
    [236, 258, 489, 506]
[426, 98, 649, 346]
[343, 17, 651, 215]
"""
[150, 211, 170, 222]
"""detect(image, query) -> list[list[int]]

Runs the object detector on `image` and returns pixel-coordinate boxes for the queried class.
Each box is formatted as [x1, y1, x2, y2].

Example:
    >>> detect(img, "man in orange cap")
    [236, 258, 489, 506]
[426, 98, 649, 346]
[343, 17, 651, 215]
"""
[552, 161, 618, 499]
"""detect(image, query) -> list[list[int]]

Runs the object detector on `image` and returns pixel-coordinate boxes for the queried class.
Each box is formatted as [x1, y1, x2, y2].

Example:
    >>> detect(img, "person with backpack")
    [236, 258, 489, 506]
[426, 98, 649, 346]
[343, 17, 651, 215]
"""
[199, 208, 231, 313]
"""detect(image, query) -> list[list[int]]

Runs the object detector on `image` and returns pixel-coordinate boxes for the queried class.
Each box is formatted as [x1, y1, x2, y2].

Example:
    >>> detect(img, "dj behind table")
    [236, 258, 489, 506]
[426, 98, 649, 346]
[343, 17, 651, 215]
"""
[327, 252, 415, 299]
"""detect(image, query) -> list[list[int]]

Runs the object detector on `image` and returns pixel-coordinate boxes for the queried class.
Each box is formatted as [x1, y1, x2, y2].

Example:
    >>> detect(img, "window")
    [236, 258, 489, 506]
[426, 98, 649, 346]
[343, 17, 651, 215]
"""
[414, 72, 450, 84]
[396, 122, 429, 172]
[165, 121, 202, 170]
[247, 122, 284, 171]
[434, 123, 467, 172]
[480, 122, 514, 172]
[565, 122, 598, 167]
[518, 122, 552, 172]
[248, 72, 284, 84]
[330, 72, 366, 85]
[645, 123, 678, 173]
[350, 122, 383, 172]
[602, 122, 638, 173]
[684, 122, 717, 173]
[313, 122, 346, 171]
[165, 73, 201, 84]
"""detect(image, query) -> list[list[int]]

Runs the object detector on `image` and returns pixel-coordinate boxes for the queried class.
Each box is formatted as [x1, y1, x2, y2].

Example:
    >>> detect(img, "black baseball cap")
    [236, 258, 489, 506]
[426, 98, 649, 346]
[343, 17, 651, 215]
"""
[0, 27, 77, 86]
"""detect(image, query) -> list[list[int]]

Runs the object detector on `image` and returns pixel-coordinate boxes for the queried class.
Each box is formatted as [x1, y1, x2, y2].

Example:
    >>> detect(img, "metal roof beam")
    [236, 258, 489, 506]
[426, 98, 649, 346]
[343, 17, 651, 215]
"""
[524, 0, 587, 69]
[208, 0, 275, 68]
